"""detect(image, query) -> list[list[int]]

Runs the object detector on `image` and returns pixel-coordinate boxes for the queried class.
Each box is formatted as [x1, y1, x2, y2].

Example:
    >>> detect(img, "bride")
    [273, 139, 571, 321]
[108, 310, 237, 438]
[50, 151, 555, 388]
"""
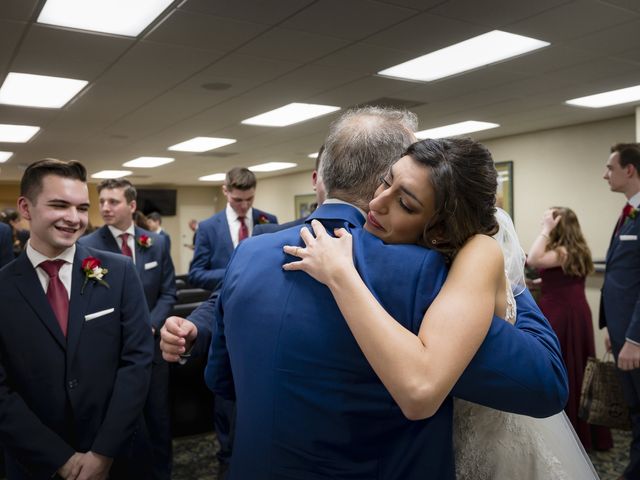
[283, 137, 598, 479]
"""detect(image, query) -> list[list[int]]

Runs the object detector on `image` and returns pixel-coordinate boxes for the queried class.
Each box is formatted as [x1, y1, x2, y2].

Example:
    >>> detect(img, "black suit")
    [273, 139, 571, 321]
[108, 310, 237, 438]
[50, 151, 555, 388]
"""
[0, 222, 12, 268]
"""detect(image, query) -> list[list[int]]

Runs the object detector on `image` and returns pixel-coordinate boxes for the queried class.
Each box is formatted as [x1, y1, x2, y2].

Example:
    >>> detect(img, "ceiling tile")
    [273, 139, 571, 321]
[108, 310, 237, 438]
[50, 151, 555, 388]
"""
[0, 0, 39, 21]
[179, 0, 315, 25]
[0, 20, 25, 74]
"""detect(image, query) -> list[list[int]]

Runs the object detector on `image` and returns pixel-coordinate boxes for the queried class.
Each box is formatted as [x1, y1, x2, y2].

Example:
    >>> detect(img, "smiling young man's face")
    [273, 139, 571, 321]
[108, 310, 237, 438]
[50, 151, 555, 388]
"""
[18, 174, 89, 257]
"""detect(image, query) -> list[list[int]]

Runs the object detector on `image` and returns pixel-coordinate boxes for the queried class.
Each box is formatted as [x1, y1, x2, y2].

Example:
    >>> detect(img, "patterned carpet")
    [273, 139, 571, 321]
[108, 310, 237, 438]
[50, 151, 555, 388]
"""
[172, 429, 632, 479]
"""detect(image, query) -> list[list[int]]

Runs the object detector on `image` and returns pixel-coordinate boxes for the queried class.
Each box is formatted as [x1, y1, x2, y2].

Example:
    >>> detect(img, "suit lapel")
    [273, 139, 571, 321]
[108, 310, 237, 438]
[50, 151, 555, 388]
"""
[99, 225, 121, 254]
[67, 245, 94, 362]
[13, 253, 66, 349]
[216, 213, 234, 254]
[134, 227, 145, 277]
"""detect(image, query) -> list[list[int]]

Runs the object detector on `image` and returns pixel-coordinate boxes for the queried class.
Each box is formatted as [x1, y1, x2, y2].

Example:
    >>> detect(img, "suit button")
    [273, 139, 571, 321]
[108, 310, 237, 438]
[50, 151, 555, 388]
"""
[68, 379, 79, 389]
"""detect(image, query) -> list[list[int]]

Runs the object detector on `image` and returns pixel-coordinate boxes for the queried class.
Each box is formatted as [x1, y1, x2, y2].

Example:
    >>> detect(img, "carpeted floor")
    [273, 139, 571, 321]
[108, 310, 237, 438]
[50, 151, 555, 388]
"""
[172, 429, 632, 479]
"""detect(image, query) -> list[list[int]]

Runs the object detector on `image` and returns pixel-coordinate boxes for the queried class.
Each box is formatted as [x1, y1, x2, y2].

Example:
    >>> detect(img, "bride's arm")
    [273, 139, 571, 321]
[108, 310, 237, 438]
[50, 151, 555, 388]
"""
[283, 220, 504, 420]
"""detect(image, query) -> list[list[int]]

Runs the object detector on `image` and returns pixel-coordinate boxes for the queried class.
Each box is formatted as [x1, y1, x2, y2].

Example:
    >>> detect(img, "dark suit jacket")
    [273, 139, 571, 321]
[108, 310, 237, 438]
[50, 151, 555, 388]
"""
[252, 217, 305, 235]
[204, 202, 568, 480]
[188, 208, 277, 291]
[0, 244, 153, 478]
[600, 206, 640, 344]
[158, 229, 171, 251]
[0, 222, 12, 268]
[79, 226, 176, 331]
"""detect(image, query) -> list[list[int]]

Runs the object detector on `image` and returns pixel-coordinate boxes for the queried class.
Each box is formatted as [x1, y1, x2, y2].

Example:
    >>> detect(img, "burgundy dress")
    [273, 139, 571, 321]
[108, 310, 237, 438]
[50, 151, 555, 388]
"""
[538, 266, 613, 451]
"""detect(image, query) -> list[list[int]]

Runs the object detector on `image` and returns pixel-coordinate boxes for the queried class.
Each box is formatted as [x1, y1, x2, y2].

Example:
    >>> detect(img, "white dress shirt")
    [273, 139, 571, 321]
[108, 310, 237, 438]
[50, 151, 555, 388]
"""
[226, 204, 254, 248]
[26, 242, 75, 299]
[108, 224, 137, 264]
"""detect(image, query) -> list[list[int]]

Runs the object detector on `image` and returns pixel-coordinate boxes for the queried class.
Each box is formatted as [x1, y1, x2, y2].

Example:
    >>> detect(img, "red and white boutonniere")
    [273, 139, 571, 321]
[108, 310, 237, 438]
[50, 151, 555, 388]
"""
[81, 256, 109, 294]
[628, 207, 639, 221]
[137, 234, 153, 248]
[258, 214, 271, 224]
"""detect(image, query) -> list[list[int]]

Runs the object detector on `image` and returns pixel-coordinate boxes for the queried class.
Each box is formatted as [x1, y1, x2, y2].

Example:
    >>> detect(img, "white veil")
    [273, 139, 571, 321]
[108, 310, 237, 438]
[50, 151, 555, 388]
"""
[492, 207, 526, 297]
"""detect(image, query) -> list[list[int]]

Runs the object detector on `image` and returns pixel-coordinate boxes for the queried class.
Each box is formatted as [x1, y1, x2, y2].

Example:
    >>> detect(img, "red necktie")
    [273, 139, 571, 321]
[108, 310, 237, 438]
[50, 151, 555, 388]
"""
[120, 233, 133, 257]
[39, 260, 69, 337]
[615, 203, 633, 235]
[238, 216, 249, 242]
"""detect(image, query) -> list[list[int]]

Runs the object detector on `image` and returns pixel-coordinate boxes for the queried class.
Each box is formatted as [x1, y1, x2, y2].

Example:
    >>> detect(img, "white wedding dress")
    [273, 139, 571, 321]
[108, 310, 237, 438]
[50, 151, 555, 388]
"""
[453, 210, 600, 480]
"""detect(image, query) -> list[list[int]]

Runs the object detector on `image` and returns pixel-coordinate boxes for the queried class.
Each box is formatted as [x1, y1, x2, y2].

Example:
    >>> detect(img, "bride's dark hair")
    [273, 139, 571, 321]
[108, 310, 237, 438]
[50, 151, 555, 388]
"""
[406, 137, 499, 260]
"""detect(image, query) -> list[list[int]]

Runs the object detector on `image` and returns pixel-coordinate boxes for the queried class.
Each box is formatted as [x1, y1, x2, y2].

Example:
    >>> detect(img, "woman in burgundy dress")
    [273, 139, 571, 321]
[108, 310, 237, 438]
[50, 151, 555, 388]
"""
[527, 206, 613, 451]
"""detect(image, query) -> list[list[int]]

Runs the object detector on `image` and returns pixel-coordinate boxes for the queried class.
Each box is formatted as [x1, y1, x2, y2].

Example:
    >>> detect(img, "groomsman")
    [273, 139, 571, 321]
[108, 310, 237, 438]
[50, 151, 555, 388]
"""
[0, 159, 153, 479]
[80, 178, 176, 480]
[601, 142, 640, 480]
[147, 211, 171, 250]
[0, 221, 12, 267]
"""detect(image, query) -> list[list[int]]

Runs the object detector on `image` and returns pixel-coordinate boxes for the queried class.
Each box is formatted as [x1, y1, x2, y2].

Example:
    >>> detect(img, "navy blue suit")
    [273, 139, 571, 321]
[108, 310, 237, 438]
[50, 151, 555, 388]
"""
[600, 204, 640, 477]
[79, 226, 176, 479]
[0, 222, 12, 268]
[205, 203, 567, 479]
[0, 245, 153, 479]
[188, 208, 277, 291]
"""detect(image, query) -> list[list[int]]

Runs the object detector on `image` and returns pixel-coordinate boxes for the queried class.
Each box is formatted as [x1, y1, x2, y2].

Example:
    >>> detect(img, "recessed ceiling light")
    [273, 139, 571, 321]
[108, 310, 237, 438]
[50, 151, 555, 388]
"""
[378, 30, 549, 82]
[566, 84, 640, 108]
[168, 137, 237, 153]
[122, 157, 174, 168]
[415, 121, 499, 139]
[308, 153, 319, 159]
[0, 72, 88, 109]
[241, 103, 340, 127]
[91, 170, 132, 179]
[0, 151, 13, 163]
[37, 0, 173, 37]
[0, 124, 40, 143]
[249, 162, 297, 172]
[199, 173, 226, 182]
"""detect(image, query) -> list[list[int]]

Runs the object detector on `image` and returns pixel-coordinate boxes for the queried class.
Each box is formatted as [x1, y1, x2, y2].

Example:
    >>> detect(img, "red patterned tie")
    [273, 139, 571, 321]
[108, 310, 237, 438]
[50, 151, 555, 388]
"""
[120, 233, 133, 257]
[39, 260, 69, 337]
[238, 216, 249, 242]
[615, 203, 633, 235]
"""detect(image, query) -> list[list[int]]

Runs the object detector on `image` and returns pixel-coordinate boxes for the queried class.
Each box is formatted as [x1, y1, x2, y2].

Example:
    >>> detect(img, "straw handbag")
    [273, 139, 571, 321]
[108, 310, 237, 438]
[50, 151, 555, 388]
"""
[578, 352, 631, 430]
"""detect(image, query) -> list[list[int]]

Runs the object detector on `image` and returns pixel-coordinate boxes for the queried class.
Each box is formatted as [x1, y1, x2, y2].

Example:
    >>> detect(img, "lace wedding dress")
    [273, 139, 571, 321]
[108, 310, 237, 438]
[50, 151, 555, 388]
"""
[453, 210, 599, 480]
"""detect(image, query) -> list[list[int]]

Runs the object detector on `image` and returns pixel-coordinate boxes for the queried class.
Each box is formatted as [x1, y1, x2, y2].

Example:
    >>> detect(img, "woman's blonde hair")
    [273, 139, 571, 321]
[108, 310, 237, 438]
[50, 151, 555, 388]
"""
[546, 207, 594, 277]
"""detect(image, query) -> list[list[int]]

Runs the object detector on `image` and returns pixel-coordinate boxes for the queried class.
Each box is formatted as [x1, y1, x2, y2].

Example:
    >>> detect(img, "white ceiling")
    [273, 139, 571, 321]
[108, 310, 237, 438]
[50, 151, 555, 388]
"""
[0, 0, 639, 185]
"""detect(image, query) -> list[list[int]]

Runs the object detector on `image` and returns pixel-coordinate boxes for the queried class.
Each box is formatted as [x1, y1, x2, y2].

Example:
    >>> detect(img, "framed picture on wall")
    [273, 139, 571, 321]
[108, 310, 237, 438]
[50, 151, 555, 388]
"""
[294, 194, 317, 219]
[495, 161, 514, 220]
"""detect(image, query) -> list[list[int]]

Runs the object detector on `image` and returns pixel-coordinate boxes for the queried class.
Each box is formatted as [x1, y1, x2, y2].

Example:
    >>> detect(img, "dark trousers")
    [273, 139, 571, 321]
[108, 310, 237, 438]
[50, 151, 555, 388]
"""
[613, 340, 640, 479]
[214, 396, 236, 466]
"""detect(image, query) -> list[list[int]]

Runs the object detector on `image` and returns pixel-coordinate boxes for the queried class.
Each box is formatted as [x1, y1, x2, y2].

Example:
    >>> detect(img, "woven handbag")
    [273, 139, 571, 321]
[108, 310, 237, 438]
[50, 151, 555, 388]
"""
[578, 353, 631, 430]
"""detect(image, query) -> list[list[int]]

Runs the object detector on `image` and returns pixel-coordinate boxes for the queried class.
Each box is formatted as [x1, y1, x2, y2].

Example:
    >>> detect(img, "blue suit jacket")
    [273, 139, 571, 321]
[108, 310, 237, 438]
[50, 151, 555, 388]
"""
[79, 226, 176, 331]
[0, 222, 12, 268]
[600, 209, 640, 345]
[0, 244, 153, 478]
[188, 208, 277, 291]
[204, 203, 568, 480]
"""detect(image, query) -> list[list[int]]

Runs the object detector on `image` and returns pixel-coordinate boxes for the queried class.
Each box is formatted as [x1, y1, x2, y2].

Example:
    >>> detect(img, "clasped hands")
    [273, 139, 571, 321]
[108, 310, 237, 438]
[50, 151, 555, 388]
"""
[605, 330, 640, 371]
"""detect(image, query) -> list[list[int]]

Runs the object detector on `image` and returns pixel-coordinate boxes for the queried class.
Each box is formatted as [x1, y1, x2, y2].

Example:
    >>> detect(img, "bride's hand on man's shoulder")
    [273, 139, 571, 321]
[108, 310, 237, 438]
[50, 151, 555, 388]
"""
[282, 219, 354, 286]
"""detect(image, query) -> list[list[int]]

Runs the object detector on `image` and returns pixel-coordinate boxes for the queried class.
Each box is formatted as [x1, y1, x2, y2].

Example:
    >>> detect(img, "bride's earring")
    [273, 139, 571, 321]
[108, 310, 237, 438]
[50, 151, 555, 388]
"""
[431, 239, 437, 245]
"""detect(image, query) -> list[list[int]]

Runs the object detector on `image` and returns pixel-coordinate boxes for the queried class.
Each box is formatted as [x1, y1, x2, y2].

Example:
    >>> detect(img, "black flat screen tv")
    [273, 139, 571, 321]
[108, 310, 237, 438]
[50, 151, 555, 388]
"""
[136, 188, 177, 216]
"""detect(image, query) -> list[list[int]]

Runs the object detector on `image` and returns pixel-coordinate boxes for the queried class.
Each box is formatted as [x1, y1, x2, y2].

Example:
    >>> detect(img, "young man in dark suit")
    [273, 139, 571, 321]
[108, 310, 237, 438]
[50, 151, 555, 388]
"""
[79, 178, 176, 480]
[0, 159, 153, 479]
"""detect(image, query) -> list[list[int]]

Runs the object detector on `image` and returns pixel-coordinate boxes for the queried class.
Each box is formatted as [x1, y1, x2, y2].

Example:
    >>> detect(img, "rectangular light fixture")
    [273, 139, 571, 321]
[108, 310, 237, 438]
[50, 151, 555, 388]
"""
[37, 0, 173, 37]
[415, 121, 499, 139]
[308, 152, 319, 159]
[566, 85, 640, 108]
[168, 137, 237, 153]
[241, 103, 340, 127]
[249, 162, 297, 172]
[91, 170, 132, 179]
[199, 173, 226, 182]
[0, 124, 40, 143]
[0, 151, 14, 163]
[378, 30, 549, 82]
[123, 156, 174, 168]
[0, 72, 88, 109]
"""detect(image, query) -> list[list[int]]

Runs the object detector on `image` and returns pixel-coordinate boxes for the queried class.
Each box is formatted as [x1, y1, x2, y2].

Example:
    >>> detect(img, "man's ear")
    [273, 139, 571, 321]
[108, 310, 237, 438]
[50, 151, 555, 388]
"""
[311, 170, 318, 189]
[17, 196, 31, 221]
[129, 199, 137, 213]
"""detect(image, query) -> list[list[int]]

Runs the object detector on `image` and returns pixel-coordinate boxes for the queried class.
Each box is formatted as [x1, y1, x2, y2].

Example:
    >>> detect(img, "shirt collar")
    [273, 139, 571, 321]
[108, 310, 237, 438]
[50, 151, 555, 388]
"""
[323, 198, 366, 222]
[628, 191, 640, 209]
[26, 241, 76, 269]
[107, 224, 135, 239]
[226, 203, 253, 222]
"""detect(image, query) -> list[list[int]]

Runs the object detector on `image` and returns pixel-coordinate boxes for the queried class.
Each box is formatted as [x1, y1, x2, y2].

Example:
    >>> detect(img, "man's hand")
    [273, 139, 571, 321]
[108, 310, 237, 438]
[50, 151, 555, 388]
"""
[58, 452, 83, 479]
[160, 316, 198, 362]
[76, 451, 112, 480]
[618, 340, 640, 371]
[604, 329, 611, 352]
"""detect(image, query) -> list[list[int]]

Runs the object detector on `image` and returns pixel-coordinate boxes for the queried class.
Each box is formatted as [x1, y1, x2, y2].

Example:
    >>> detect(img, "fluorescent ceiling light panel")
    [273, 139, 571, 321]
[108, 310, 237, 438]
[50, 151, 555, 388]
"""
[123, 156, 174, 168]
[378, 30, 549, 82]
[308, 152, 319, 159]
[241, 103, 340, 127]
[249, 162, 297, 172]
[0, 124, 40, 143]
[37, 0, 173, 37]
[0, 151, 13, 163]
[566, 85, 640, 108]
[199, 173, 226, 182]
[415, 121, 499, 139]
[0, 73, 88, 109]
[168, 137, 237, 152]
[91, 170, 132, 179]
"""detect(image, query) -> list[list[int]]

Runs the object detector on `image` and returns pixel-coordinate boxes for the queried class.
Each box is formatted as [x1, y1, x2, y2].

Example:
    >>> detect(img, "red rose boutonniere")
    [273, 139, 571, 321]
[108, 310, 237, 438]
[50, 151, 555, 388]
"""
[627, 207, 639, 223]
[258, 214, 271, 224]
[137, 234, 153, 248]
[81, 256, 109, 294]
